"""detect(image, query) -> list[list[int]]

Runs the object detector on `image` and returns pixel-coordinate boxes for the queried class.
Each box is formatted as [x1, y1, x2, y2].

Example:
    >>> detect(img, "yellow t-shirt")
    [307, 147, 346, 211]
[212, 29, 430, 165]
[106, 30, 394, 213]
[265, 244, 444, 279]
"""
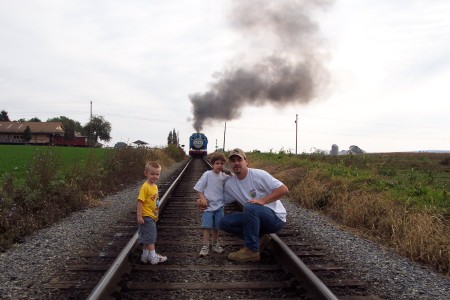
[138, 181, 159, 221]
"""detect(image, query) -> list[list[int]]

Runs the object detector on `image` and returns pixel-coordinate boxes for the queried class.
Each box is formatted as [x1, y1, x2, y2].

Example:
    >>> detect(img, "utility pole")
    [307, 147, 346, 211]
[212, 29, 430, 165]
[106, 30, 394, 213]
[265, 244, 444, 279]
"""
[90, 101, 93, 147]
[223, 121, 227, 152]
[295, 114, 298, 154]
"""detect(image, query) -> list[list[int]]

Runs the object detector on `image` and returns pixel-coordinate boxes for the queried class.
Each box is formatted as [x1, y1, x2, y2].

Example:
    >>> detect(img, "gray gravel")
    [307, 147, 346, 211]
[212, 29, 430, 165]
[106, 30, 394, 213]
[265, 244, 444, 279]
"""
[283, 200, 450, 300]
[0, 161, 449, 299]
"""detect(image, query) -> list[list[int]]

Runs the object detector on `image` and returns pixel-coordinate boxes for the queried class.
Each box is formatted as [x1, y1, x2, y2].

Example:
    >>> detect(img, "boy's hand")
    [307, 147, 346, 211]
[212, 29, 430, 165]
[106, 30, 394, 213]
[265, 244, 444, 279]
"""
[196, 198, 208, 212]
[223, 169, 232, 176]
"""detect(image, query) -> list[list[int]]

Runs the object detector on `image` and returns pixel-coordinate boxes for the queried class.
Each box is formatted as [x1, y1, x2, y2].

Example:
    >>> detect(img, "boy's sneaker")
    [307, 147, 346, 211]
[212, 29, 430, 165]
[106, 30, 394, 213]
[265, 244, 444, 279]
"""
[140, 253, 149, 264]
[150, 253, 167, 265]
[199, 245, 209, 257]
[212, 243, 224, 254]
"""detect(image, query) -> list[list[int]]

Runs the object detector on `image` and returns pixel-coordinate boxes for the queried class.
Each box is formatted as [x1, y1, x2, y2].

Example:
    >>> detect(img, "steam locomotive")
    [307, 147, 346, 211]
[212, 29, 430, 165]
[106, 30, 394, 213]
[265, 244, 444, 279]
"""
[189, 132, 208, 157]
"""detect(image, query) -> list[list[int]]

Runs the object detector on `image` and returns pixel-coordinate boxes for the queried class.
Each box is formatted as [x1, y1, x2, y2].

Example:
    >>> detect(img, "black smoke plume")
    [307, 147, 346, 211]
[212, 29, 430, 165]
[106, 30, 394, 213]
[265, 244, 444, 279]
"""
[190, 0, 333, 132]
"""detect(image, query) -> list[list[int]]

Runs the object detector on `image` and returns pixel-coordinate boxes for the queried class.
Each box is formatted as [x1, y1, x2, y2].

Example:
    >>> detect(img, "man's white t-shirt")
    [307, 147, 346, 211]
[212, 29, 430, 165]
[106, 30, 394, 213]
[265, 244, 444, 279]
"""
[194, 170, 230, 211]
[224, 168, 287, 222]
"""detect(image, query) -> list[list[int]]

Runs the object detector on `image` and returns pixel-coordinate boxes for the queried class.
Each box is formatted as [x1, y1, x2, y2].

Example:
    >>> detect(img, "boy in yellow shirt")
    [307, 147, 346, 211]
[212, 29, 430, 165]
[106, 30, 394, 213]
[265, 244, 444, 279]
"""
[137, 161, 167, 264]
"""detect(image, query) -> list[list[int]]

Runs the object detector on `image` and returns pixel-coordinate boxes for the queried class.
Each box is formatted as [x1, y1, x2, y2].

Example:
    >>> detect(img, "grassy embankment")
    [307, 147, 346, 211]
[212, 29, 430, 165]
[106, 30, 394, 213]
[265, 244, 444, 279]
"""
[0, 144, 185, 252]
[247, 151, 449, 276]
[2, 146, 449, 276]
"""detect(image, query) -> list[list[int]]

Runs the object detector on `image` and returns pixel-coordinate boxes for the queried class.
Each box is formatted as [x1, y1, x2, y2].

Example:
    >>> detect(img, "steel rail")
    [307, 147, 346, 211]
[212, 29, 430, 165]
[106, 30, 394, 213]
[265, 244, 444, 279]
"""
[227, 165, 338, 298]
[87, 157, 338, 299]
[269, 233, 339, 300]
[86, 159, 192, 300]
[221, 155, 338, 299]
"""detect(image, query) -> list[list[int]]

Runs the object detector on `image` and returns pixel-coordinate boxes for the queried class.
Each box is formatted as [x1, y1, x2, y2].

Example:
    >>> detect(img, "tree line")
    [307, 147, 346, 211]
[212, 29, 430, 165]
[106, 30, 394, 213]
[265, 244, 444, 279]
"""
[2, 109, 184, 148]
[0, 109, 112, 145]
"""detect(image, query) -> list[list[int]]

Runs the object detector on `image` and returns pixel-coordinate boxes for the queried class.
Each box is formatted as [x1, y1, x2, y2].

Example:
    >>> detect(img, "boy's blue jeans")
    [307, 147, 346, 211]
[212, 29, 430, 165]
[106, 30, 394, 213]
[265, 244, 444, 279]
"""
[219, 203, 285, 252]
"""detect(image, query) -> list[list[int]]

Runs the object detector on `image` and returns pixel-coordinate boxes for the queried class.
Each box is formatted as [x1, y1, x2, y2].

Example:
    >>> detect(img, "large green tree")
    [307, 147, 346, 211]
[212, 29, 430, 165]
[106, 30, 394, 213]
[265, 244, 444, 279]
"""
[28, 117, 41, 122]
[349, 145, 365, 154]
[83, 115, 112, 146]
[167, 128, 179, 146]
[167, 131, 173, 145]
[0, 110, 10, 121]
[47, 116, 83, 140]
[17, 117, 41, 122]
[23, 126, 32, 142]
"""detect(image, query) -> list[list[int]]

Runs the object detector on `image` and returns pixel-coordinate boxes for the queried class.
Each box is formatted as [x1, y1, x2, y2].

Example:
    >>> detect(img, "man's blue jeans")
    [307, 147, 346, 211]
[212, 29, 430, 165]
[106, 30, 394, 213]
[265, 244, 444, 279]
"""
[219, 203, 285, 251]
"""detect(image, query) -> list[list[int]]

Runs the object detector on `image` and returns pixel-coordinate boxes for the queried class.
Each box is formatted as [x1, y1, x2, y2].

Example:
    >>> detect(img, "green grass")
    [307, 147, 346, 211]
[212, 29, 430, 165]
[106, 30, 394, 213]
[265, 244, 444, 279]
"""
[0, 145, 112, 179]
[247, 151, 450, 214]
[0, 145, 186, 253]
[242, 151, 450, 275]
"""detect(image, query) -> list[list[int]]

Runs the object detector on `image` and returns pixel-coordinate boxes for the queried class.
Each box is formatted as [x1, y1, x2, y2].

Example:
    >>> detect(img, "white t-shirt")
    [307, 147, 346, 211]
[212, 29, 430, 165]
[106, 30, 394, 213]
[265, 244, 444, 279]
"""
[194, 170, 230, 211]
[224, 168, 287, 222]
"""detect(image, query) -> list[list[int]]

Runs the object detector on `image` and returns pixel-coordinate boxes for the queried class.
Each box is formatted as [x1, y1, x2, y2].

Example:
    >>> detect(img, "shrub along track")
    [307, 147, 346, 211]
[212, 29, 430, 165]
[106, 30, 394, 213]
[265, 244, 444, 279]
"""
[46, 158, 381, 299]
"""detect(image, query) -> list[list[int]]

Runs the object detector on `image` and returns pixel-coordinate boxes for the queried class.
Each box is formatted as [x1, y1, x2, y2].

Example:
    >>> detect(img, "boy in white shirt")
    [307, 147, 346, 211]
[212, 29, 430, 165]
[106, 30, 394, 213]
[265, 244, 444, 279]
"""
[194, 152, 231, 256]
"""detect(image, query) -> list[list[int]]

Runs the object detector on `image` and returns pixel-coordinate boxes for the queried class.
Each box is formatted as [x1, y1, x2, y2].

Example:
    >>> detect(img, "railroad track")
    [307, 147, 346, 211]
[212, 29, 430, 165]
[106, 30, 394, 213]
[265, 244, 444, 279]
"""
[47, 158, 381, 299]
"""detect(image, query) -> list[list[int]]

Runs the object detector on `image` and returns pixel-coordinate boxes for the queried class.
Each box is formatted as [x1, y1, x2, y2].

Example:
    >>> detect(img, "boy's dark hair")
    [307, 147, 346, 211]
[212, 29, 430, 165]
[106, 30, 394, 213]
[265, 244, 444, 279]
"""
[210, 152, 227, 164]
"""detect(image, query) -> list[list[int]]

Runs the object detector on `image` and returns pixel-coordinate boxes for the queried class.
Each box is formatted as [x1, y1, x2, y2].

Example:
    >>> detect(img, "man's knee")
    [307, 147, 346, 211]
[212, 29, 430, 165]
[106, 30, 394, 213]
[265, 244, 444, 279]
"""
[243, 203, 258, 214]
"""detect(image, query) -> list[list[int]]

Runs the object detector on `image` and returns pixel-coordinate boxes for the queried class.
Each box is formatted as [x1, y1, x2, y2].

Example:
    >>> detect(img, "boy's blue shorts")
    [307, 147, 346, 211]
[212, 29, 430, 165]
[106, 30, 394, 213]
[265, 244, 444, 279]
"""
[201, 207, 224, 230]
[138, 217, 157, 245]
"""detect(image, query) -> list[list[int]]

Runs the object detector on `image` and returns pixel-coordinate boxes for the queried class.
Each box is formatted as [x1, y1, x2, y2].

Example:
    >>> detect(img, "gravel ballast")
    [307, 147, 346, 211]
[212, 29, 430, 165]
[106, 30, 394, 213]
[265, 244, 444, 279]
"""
[0, 162, 449, 299]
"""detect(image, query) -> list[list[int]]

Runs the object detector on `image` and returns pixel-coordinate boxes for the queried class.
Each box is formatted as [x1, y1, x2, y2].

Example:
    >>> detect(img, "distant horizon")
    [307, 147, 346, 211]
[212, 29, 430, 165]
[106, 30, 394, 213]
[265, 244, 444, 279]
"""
[412, 150, 450, 154]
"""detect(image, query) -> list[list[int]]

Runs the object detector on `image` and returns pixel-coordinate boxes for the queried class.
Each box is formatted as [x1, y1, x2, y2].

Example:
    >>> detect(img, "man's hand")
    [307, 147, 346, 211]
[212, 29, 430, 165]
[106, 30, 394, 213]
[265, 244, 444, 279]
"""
[246, 198, 264, 205]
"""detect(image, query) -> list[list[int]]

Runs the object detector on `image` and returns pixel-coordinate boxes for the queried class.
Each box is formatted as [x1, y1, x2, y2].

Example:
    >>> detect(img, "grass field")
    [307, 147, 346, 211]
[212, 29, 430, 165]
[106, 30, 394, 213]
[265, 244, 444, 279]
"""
[246, 151, 449, 275]
[0, 145, 112, 179]
[249, 151, 450, 214]
[1, 146, 449, 274]
[0, 145, 183, 253]
[2, 146, 448, 213]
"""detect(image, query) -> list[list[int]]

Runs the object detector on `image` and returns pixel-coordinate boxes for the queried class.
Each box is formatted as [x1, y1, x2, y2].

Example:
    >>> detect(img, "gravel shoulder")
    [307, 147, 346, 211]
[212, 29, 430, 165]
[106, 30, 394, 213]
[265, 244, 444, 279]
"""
[283, 200, 450, 300]
[0, 160, 449, 299]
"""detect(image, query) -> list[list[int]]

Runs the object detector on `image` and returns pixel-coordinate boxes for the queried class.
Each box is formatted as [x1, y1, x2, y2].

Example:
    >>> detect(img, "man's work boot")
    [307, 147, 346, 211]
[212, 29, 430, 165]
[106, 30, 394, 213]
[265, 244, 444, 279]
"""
[227, 247, 260, 262]
[259, 234, 272, 252]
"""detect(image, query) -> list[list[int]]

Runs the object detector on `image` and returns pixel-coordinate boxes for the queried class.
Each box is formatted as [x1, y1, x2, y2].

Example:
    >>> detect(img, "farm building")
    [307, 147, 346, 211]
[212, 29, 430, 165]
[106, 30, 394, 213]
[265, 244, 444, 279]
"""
[0, 121, 64, 145]
[53, 132, 89, 147]
[0, 121, 88, 146]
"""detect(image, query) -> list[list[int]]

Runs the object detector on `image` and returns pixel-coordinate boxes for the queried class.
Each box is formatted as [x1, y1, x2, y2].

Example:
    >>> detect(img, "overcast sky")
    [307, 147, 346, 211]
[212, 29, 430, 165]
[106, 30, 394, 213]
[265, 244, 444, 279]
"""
[1, 0, 449, 153]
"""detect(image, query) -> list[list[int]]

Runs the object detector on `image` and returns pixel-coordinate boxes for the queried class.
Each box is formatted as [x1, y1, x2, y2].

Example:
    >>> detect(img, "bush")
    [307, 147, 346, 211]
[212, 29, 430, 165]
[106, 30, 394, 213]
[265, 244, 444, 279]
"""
[0, 146, 185, 252]
[163, 144, 186, 162]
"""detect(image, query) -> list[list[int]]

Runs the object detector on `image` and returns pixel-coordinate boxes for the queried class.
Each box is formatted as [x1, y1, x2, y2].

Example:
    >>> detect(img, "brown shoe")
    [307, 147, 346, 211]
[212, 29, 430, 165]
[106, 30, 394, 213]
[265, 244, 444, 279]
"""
[259, 234, 272, 252]
[227, 247, 260, 262]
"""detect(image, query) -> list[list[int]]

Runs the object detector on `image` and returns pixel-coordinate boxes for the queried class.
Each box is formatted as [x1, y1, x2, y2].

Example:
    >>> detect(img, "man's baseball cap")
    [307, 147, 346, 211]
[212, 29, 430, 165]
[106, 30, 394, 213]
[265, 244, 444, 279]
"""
[228, 148, 246, 160]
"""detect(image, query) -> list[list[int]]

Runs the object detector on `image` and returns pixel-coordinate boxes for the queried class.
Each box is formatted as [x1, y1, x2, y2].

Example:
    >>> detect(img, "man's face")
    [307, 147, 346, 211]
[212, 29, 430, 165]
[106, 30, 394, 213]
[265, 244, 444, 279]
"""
[229, 156, 247, 176]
